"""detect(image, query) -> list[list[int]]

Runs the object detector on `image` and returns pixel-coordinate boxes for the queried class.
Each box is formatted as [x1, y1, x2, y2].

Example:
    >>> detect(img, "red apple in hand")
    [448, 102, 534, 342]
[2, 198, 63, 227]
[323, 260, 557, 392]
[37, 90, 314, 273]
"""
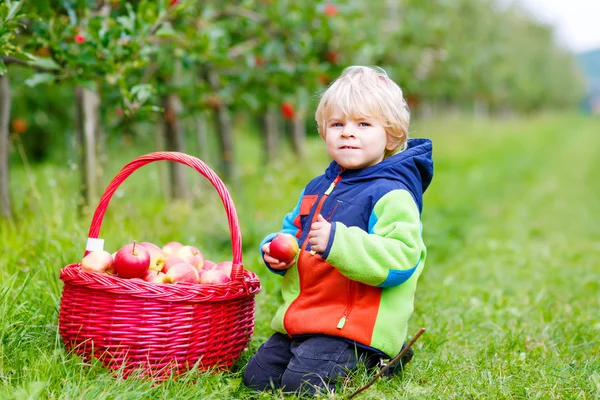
[163, 256, 186, 273]
[176, 245, 204, 269]
[81, 250, 113, 273]
[162, 241, 183, 257]
[199, 269, 231, 284]
[269, 233, 299, 264]
[114, 242, 151, 279]
[140, 242, 165, 272]
[165, 263, 200, 284]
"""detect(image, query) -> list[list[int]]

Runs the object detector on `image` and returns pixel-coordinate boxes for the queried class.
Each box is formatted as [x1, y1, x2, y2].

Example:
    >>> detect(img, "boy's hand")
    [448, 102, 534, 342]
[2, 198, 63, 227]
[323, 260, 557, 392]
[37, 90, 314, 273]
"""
[308, 214, 331, 253]
[262, 243, 295, 270]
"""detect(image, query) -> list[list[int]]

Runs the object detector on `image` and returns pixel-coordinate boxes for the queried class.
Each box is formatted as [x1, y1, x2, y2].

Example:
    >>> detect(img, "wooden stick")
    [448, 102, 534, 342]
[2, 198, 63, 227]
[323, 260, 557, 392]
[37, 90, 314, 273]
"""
[348, 328, 426, 399]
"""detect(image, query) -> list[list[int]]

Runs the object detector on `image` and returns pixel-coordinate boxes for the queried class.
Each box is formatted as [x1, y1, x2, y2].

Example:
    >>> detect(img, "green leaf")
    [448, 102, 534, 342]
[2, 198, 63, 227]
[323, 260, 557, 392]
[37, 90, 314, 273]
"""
[28, 57, 60, 71]
[7, 1, 22, 20]
[24, 73, 55, 87]
[155, 24, 176, 38]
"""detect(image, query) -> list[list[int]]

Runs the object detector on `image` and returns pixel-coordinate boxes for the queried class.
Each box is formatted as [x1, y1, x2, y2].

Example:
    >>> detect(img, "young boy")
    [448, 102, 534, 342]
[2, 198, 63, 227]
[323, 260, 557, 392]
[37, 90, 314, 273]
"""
[243, 66, 433, 395]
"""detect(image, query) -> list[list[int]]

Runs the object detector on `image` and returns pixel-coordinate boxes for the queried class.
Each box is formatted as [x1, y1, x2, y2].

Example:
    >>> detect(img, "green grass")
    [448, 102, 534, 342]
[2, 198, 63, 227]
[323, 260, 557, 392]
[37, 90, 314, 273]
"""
[1, 113, 599, 399]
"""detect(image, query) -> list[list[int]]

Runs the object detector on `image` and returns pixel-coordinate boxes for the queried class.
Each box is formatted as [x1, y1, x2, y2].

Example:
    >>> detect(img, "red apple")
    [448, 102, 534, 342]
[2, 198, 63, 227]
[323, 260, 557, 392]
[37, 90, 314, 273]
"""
[213, 261, 233, 277]
[140, 242, 166, 272]
[324, 4, 337, 17]
[176, 245, 204, 270]
[114, 242, 151, 279]
[199, 269, 231, 284]
[280, 102, 295, 120]
[81, 250, 113, 273]
[162, 241, 183, 257]
[165, 263, 200, 284]
[269, 233, 299, 264]
[163, 256, 186, 273]
[143, 270, 168, 284]
[203, 259, 216, 270]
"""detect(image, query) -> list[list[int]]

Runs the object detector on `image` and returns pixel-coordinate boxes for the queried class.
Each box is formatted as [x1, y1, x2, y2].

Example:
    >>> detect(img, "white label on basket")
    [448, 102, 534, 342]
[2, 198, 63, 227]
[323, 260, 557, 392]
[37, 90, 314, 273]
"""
[86, 238, 104, 252]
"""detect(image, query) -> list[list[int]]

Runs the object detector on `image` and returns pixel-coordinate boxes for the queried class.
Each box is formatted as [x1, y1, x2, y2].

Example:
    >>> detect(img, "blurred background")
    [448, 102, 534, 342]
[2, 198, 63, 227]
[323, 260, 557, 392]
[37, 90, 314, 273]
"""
[1, 1, 600, 398]
[1, 0, 598, 220]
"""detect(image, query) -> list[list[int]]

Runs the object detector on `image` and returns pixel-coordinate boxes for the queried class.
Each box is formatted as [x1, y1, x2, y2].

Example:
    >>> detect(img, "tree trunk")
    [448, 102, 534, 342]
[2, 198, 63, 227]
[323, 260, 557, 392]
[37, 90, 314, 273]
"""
[0, 74, 11, 220]
[162, 93, 188, 200]
[196, 112, 210, 163]
[205, 69, 234, 181]
[263, 104, 279, 164]
[291, 111, 306, 160]
[75, 85, 100, 211]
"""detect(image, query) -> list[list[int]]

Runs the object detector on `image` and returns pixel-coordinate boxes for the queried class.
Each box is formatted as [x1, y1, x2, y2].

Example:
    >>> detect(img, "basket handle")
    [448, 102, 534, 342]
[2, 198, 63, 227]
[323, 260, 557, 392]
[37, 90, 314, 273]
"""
[85, 151, 245, 281]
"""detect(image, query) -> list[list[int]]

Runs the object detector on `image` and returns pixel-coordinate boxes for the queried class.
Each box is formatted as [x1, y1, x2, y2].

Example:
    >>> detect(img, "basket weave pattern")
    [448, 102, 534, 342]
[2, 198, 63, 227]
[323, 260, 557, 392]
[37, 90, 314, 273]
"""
[58, 152, 261, 379]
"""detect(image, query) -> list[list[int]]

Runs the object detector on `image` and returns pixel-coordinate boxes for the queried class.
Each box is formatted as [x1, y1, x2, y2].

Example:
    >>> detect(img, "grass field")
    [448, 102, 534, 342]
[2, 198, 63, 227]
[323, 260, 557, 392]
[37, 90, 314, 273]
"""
[1, 114, 599, 399]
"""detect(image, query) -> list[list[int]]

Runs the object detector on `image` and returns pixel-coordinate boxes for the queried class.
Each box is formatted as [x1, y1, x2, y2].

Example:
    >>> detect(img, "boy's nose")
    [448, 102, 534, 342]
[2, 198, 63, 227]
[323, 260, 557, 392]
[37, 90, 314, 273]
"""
[341, 126, 355, 138]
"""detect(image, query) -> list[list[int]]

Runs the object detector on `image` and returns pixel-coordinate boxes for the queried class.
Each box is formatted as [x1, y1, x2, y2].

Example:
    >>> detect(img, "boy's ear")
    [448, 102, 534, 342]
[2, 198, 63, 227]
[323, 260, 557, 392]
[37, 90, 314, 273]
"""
[386, 135, 399, 151]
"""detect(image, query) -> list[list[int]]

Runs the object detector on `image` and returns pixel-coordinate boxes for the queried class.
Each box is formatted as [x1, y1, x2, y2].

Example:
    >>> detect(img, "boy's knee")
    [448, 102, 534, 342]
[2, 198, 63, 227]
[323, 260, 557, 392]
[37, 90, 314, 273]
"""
[243, 357, 278, 392]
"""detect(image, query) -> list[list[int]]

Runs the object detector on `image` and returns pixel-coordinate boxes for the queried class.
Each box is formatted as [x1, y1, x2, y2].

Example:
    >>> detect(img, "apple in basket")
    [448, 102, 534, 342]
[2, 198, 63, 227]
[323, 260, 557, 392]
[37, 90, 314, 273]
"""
[269, 233, 299, 264]
[200, 269, 231, 284]
[162, 241, 183, 257]
[164, 262, 200, 284]
[213, 261, 233, 277]
[143, 269, 168, 284]
[114, 242, 151, 279]
[176, 245, 204, 269]
[203, 259, 216, 270]
[80, 250, 114, 273]
[162, 255, 186, 273]
[140, 242, 166, 272]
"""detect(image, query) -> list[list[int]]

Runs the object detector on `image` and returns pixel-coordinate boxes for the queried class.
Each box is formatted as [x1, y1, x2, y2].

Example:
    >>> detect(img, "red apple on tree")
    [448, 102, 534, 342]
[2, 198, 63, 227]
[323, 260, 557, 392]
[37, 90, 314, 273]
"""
[81, 250, 114, 273]
[140, 242, 166, 272]
[165, 263, 200, 284]
[162, 241, 183, 257]
[269, 233, 299, 264]
[114, 242, 151, 279]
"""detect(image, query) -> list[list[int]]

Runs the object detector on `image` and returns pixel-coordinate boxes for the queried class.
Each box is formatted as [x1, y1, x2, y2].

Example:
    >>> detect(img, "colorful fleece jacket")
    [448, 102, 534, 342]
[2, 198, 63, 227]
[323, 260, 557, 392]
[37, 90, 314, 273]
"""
[260, 138, 434, 358]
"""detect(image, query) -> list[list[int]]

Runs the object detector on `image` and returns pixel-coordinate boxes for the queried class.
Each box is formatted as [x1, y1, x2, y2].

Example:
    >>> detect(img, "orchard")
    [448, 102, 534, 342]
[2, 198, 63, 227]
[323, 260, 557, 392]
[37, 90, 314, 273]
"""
[1, 1, 597, 398]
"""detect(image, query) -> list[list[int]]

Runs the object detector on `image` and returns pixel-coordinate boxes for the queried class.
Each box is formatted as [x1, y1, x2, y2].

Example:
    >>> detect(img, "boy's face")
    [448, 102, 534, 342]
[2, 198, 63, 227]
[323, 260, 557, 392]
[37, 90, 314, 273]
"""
[325, 112, 393, 170]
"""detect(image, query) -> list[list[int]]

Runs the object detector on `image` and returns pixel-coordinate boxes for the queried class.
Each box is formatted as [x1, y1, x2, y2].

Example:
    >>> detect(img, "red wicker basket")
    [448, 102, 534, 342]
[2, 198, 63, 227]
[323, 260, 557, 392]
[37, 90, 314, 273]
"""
[58, 152, 261, 380]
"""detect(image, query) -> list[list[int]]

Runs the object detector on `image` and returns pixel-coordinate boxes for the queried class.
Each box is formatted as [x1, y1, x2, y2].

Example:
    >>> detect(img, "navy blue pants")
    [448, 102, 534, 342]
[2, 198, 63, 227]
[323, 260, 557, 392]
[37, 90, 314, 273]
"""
[243, 333, 404, 395]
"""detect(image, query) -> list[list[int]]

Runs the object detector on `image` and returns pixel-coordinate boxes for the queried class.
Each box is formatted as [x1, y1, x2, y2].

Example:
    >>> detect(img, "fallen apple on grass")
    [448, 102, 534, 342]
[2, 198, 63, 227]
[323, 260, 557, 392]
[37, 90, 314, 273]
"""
[269, 233, 299, 264]
[114, 242, 151, 279]
[81, 250, 114, 273]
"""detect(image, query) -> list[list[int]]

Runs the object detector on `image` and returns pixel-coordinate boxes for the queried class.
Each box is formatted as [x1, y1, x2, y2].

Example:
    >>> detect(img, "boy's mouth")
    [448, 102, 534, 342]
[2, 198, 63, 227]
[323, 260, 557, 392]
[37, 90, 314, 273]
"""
[340, 146, 359, 149]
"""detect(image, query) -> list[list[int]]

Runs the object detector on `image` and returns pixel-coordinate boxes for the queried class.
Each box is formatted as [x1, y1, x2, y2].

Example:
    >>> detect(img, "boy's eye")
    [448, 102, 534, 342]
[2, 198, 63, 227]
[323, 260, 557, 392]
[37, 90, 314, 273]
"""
[331, 122, 343, 127]
[358, 122, 371, 127]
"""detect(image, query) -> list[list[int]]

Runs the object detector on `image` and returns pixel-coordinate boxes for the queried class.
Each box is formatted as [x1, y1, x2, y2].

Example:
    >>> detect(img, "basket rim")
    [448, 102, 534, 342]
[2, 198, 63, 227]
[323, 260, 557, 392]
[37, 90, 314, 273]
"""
[60, 263, 261, 303]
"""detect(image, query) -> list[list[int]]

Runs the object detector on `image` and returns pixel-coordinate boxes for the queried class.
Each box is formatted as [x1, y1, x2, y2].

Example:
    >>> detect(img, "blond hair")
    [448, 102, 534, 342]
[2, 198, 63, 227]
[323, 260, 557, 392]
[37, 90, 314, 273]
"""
[315, 66, 410, 157]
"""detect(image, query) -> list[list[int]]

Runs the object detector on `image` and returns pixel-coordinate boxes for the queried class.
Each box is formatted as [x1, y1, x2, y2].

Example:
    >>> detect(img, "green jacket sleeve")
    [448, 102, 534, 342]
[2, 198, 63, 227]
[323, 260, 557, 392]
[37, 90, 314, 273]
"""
[324, 189, 424, 287]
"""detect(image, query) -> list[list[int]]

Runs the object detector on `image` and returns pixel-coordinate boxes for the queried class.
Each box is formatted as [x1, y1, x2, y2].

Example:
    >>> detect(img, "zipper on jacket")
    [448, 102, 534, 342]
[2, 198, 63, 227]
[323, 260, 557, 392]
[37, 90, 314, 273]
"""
[284, 175, 342, 337]
[337, 280, 355, 329]
[305, 175, 341, 255]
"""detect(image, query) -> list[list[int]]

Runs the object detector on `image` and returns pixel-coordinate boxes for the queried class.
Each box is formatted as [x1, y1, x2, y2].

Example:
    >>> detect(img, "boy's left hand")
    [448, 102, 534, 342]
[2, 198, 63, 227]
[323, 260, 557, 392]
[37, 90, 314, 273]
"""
[308, 214, 331, 253]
